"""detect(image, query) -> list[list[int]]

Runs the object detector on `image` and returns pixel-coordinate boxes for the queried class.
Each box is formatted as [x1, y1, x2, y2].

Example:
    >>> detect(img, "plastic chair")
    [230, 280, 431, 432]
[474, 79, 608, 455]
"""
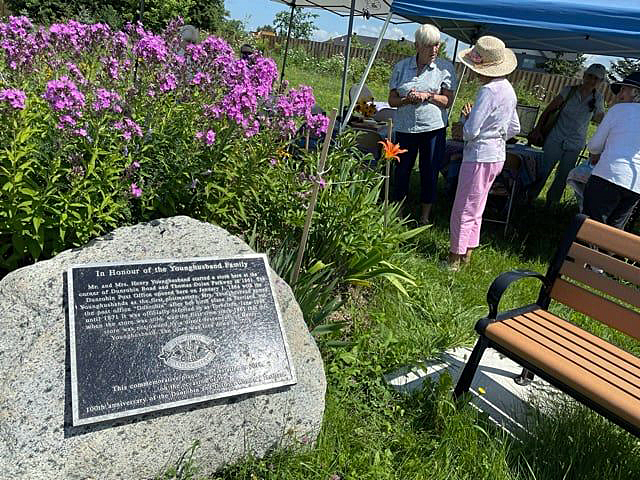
[373, 108, 395, 123]
[349, 84, 373, 104]
[354, 130, 381, 164]
[515, 104, 540, 140]
[484, 152, 523, 233]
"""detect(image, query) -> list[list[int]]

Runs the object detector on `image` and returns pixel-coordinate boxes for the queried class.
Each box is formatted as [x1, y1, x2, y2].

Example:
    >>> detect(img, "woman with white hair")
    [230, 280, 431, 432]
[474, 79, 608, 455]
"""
[388, 23, 457, 224]
[582, 72, 640, 229]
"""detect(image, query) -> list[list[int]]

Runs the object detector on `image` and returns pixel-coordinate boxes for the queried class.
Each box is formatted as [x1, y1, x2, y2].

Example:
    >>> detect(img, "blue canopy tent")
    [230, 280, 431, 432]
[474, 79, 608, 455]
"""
[345, 0, 640, 126]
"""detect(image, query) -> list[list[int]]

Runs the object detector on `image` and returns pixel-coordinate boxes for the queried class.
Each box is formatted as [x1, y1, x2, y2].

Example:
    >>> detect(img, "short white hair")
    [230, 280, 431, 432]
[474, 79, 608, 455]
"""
[415, 24, 440, 47]
[180, 25, 199, 44]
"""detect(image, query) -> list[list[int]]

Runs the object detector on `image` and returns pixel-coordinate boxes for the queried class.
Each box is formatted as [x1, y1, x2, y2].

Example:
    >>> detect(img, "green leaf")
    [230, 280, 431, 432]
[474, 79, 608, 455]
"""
[307, 260, 329, 274]
[26, 239, 42, 260]
[337, 351, 357, 365]
[311, 322, 348, 336]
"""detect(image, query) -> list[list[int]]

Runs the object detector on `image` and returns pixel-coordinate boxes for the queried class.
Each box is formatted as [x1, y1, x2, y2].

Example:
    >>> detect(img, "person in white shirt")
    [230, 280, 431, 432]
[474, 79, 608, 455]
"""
[447, 36, 520, 270]
[583, 72, 640, 229]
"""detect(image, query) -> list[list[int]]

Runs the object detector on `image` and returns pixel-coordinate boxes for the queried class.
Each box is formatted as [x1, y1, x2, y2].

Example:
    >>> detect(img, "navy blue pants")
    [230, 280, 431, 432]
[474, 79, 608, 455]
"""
[583, 175, 640, 229]
[393, 128, 446, 204]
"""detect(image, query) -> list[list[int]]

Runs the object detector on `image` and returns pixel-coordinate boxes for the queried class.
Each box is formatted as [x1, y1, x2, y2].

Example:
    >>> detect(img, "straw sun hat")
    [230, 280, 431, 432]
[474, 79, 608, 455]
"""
[458, 36, 517, 77]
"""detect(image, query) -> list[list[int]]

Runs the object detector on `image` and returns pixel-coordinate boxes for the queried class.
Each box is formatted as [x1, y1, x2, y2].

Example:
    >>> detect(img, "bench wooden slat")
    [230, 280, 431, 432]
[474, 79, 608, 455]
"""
[550, 279, 640, 340]
[568, 243, 640, 287]
[577, 218, 640, 262]
[559, 261, 640, 308]
[515, 312, 640, 387]
[534, 309, 640, 372]
[485, 316, 640, 428]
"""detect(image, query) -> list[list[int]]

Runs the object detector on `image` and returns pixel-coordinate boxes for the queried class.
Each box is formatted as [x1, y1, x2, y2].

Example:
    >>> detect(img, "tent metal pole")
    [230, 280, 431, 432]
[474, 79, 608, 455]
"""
[452, 38, 459, 61]
[279, 3, 296, 87]
[338, 0, 357, 120]
[451, 64, 467, 115]
[341, 11, 392, 131]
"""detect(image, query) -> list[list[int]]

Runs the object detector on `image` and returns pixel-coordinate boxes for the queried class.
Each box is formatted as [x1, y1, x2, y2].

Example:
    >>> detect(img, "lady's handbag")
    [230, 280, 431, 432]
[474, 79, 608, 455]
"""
[528, 86, 577, 147]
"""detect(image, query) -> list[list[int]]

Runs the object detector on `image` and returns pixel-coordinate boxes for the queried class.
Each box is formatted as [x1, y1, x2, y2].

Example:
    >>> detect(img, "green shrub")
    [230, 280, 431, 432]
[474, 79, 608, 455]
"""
[5, 0, 242, 35]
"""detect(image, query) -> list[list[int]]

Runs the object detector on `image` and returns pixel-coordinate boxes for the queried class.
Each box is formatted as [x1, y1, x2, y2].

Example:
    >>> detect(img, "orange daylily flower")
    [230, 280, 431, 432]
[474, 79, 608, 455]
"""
[378, 139, 407, 162]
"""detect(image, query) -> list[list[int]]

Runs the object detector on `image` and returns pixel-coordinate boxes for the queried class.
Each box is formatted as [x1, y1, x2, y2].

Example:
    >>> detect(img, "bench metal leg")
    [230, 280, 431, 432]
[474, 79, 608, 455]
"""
[454, 336, 489, 399]
[514, 368, 535, 386]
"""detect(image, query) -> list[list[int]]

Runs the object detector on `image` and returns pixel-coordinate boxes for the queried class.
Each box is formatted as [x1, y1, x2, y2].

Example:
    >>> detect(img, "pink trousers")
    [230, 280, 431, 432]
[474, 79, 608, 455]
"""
[449, 161, 504, 254]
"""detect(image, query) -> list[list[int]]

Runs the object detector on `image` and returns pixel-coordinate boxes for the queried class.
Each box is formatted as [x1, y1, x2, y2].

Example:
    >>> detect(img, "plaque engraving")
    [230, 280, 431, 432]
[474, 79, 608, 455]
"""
[67, 255, 296, 426]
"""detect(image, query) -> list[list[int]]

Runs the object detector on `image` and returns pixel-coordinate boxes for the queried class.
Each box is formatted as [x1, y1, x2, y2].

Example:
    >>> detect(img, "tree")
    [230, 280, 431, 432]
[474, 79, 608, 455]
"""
[543, 52, 586, 77]
[273, 8, 318, 40]
[256, 24, 275, 33]
[5, 0, 238, 34]
[437, 42, 448, 60]
[382, 39, 414, 56]
[608, 58, 640, 81]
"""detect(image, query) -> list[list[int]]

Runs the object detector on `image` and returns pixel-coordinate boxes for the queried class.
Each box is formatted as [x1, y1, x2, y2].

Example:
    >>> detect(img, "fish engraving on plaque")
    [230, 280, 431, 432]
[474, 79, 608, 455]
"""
[158, 334, 216, 370]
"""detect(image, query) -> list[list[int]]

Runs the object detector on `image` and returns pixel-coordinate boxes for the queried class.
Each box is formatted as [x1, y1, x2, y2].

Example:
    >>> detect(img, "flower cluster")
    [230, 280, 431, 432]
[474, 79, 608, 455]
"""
[42, 76, 87, 134]
[195, 130, 216, 146]
[92, 88, 123, 113]
[355, 99, 377, 118]
[43, 76, 85, 112]
[114, 118, 143, 141]
[0, 88, 26, 110]
[0, 15, 331, 199]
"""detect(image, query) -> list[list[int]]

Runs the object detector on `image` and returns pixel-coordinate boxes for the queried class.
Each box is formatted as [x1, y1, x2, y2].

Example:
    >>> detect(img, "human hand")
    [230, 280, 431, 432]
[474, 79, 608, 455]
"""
[407, 90, 432, 104]
[461, 103, 473, 117]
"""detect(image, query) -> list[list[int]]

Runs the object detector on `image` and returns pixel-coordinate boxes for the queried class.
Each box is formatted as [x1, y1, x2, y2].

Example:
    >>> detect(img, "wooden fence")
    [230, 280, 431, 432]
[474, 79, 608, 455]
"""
[263, 35, 616, 105]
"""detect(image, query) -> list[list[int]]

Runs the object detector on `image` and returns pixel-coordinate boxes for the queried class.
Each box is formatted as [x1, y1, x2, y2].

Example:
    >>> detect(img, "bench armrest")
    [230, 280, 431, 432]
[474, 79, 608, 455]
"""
[487, 269, 550, 320]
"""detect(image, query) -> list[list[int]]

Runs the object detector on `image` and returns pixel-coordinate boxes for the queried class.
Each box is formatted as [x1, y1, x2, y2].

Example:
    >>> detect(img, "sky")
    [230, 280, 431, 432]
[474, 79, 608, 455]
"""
[225, 0, 617, 68]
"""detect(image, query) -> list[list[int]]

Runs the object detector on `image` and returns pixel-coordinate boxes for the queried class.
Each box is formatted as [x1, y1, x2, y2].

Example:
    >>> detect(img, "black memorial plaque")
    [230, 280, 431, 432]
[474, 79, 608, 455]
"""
[67, 255, 296, 426]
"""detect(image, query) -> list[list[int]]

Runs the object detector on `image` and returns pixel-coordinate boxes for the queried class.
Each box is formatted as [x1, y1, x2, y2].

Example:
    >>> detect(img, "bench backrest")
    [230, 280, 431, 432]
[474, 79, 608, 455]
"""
[544, 216, 640, 340]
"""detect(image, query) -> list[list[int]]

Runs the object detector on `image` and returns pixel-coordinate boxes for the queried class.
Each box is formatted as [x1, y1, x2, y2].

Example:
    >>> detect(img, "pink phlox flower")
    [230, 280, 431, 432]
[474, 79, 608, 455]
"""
[48, 20, 91, 54]
[92, 88, 122, 113]
[200, 35, 234, 59]
[0, 88, 27, 110]
[57, 114, 77, 129]
[114, 118, 143, 142]
[196, 130, 216, 146]
[191, 72, 211, 86]
[278, 86, 315, 118]
[133, 32, 168, 63]
[43, 76, 85, 112]
[65, 62, 87, 85]
[130, 183, 142, 198]
[101, 56, 122, 80]
[185, 43, 207, 63]
[306, 113, 329, 135]
[158, 72, 178, 92]
[0, 17, 46, 71]
[111, 31, 129, 54]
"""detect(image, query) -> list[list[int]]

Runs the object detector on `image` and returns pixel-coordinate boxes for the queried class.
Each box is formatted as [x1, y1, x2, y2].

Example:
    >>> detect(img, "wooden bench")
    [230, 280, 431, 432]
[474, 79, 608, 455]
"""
[454, 214, 640, 436]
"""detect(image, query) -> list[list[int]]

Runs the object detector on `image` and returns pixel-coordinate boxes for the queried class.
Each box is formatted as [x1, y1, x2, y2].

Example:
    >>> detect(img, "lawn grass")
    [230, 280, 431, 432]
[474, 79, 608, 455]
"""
[165, 64, 640, 480]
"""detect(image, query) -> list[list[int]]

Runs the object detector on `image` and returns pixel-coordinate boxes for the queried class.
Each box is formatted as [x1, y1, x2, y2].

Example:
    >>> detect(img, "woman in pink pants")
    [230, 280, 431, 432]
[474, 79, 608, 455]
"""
[447, 36, 520, 270]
